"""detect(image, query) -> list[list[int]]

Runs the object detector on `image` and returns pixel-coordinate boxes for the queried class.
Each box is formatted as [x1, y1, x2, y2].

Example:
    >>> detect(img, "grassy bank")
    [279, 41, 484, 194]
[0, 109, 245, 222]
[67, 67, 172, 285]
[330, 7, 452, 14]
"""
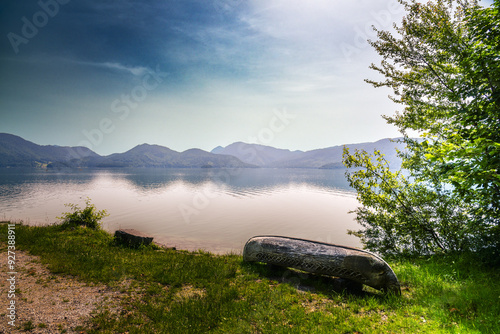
[1, 222, 499, 333]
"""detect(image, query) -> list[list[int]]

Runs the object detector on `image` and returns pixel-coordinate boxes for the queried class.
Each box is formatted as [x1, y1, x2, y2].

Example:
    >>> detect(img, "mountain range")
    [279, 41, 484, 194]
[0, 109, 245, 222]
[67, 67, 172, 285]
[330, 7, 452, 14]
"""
[211, 139, 405, 169]
[0, 133, 406, 169]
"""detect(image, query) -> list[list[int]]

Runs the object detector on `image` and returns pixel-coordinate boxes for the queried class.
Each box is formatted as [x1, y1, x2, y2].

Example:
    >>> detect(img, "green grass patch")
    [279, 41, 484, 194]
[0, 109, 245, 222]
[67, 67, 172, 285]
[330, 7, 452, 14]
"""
[1, 222, 499, 333]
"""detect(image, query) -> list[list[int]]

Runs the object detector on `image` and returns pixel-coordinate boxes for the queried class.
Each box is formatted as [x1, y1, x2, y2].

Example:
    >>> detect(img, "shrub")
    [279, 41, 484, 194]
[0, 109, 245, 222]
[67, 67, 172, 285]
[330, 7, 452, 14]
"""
[58, 197, 108, 230]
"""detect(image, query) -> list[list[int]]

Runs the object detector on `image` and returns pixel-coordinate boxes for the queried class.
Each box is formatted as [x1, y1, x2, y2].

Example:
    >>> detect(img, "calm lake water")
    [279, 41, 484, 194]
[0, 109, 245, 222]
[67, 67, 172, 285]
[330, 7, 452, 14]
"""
[0, 168, 362, 254]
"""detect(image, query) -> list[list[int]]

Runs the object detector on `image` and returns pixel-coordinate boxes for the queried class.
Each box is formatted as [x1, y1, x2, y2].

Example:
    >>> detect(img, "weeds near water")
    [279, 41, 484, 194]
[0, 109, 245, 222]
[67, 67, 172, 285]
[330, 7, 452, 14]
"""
[57, 197, 108, 230]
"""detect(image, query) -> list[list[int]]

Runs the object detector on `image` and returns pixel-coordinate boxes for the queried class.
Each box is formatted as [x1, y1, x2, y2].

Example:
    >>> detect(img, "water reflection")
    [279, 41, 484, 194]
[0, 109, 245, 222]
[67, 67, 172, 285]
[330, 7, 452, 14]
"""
[119, 168, 353, 194]
[0, 168, 360, 253]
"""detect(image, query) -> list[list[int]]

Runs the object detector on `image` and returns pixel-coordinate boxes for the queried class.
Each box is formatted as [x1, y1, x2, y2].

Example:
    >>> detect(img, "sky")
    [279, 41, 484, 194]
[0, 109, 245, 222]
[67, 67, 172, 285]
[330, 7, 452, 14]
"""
[0, 0, 494, 155]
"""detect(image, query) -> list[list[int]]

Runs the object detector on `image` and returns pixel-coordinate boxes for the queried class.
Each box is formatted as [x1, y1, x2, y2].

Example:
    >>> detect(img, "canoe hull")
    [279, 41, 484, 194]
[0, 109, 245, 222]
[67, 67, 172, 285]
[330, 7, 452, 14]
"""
[243, 236, 400, 294]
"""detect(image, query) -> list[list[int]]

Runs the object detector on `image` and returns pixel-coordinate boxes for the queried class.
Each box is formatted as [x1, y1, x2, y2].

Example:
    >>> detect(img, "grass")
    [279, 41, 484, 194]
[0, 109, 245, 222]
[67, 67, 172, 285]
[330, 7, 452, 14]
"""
[1, 221, 499, 333]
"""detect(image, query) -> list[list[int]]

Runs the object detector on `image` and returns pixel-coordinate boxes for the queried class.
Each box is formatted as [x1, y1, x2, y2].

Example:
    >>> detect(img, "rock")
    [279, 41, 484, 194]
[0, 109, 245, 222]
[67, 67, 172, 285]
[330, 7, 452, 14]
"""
[243, 236, 401, 294]
[114, 229, 153, 248]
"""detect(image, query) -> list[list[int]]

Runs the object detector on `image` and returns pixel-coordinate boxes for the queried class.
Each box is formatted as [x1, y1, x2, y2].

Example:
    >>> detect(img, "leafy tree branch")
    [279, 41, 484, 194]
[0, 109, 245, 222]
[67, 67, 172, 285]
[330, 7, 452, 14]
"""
[343, 0, 499, 257]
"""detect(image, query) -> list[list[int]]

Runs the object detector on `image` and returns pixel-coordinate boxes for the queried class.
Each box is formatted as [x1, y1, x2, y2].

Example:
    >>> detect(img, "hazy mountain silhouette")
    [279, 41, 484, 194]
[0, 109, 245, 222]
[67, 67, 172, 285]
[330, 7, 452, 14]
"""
[212, 138, 406, 169]
[0, 134, 253, 168]
[210, 142, 303, 166]
[0, 133, 406, 169]
[0, 133, 98, 167]
[94, 144, 254, 168]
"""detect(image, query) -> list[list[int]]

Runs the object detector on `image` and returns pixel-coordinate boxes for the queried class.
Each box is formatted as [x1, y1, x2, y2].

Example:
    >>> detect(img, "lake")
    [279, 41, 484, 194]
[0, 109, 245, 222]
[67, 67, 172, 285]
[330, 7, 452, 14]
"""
[0, 168, 362, 254]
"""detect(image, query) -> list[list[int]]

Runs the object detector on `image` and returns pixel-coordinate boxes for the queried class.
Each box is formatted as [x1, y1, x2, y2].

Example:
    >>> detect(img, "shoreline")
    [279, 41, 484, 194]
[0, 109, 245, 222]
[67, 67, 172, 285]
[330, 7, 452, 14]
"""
[3, 219, 363, 255]
[1, 222, 498, 333]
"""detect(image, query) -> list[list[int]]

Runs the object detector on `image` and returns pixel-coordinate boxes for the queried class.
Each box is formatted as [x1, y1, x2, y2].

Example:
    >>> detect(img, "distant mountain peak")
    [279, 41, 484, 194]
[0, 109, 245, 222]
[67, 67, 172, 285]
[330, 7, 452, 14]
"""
[183, 148, 207, 154]
[126, 143, 175, 153]
[212, 139, 406, 168]
[0, 133, 99, 168]
[211, 146, 224, 154]
[212, 142, 304, 166]
[134, 143, 163, 149]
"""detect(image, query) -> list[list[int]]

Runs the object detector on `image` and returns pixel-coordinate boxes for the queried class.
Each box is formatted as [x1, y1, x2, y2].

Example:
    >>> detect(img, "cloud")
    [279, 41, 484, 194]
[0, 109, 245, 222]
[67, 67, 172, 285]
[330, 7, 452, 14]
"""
[97, 62, 150, 76]
[49, 58, 151, 77]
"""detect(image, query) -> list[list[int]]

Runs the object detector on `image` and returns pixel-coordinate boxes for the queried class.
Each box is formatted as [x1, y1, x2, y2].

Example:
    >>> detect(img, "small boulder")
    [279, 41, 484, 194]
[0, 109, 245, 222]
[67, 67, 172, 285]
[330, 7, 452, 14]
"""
[114, 229, 153, 248]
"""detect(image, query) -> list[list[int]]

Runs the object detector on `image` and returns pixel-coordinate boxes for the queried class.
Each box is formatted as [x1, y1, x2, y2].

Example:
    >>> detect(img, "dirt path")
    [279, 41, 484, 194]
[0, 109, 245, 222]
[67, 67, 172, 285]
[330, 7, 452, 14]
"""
[0, 247, 122, 333]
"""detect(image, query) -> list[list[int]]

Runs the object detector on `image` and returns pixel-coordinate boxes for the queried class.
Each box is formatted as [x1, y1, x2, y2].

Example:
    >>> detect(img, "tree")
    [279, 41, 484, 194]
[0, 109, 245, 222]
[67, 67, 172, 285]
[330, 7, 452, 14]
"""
[343, 0, 499, 256]
[344, 148, 478, 255]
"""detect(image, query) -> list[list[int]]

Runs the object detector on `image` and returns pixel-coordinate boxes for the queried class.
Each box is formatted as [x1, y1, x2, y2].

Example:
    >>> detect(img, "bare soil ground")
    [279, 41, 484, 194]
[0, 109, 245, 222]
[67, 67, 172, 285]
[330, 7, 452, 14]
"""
[0, 248, 123, 334]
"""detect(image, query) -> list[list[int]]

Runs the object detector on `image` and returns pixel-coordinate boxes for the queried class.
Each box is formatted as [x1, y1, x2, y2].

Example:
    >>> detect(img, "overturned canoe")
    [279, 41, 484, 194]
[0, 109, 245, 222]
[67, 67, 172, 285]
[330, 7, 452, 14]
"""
[243, 236, 401, 294]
